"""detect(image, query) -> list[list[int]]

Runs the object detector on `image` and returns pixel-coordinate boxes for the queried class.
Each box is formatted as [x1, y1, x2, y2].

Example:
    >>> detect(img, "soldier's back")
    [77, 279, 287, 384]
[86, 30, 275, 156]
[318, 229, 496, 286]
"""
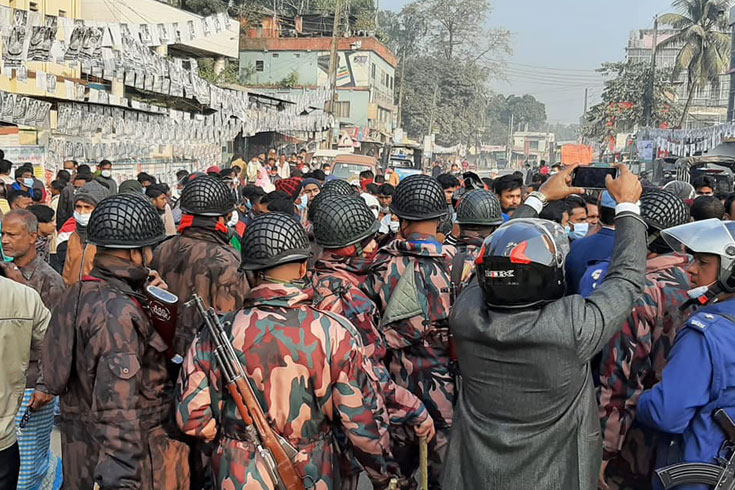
[152, 229, 248, 355]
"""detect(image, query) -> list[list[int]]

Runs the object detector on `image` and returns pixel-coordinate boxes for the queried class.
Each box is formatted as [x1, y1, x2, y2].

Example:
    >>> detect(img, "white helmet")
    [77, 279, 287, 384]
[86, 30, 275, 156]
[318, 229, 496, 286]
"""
[663, 218, 735, 292]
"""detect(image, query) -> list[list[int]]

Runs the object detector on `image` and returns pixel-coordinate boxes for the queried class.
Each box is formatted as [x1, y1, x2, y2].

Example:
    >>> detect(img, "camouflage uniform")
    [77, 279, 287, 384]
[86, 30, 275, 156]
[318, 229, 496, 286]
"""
[151, 226, 249, 356]
[364, 233, 455, 488]
[598, 254, 691, 489]
[42, 254, 190, 490]
[176, 282, 396, 490]
[313, 252, 430, 486]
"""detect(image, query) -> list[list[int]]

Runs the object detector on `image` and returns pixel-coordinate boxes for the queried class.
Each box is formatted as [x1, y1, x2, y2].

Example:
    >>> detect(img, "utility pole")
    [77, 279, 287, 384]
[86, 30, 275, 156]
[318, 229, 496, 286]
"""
[728, 6, 735, 121]
[327, 0, 344, 117]
[507, 113, 514, 165]
[326, 0, 344, 149]
[427, 83, 439, 136]
[397, 51, 406, 129]
[583, 87, 588, 116]
[644, 15, 659, 127]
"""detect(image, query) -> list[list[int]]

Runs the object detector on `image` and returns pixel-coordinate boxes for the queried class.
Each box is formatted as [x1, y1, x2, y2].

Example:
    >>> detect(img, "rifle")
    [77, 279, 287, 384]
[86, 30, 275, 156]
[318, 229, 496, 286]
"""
[656, 409, 735, 489]
[186, 295, 304, 490]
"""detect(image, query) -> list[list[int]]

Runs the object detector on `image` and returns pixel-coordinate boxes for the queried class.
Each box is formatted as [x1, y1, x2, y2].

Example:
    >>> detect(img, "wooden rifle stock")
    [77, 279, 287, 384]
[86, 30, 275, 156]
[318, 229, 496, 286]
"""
[187, 295, 304, 490]
[232, 376, 305, 490]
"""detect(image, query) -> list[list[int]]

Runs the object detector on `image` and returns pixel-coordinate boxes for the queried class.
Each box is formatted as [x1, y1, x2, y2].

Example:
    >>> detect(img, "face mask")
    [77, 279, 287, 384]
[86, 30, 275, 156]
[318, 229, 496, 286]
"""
[389, 221, 400, 233]
[101, 170, 112, 178]
[22, 178, 34, 188]
[74, 211, 91, 227]
[227, 212, 239, 228]
[380, 205, 390, 214]
[324, 170, 331, 176]
[568, 222, 589, 240]
[297, 195, 308, 209]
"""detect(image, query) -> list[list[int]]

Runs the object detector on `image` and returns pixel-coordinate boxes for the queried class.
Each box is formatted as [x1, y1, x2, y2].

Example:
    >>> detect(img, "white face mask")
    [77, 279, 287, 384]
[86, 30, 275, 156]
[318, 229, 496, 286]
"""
[297, 194, 308, 209]
[22, 178, 34, 188]
[227, 212, 239, 227]
[389, 221, 400, 233]
[74, 211, 91, 227]
[101, 170, 112, 178]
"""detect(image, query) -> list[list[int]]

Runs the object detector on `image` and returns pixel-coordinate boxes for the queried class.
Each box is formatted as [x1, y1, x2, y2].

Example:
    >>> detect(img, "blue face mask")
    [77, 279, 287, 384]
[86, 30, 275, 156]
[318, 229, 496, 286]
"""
[567, 222, 589, 240]
[22, 178, 34, 188]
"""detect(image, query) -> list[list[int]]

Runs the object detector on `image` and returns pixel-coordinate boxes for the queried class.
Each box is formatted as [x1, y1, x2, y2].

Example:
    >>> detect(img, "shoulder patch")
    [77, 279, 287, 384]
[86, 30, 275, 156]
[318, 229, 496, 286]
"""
[686, 312, 726, 332]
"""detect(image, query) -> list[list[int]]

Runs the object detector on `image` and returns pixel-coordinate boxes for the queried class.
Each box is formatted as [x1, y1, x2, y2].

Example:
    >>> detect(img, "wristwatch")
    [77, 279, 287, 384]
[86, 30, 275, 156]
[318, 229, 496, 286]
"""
[527, 191, 549, 207]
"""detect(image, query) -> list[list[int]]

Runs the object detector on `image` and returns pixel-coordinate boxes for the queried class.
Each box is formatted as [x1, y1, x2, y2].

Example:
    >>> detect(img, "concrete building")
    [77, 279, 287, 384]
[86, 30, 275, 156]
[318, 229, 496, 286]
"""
[512, 131, 555, 166]
[626, 28, 730, 128]
[240, 34, 397, 144]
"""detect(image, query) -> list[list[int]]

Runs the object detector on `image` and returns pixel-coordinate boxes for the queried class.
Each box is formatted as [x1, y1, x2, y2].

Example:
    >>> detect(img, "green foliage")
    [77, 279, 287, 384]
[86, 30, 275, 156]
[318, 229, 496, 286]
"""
[279, 70, 299, 87]
[581, 62, 681, 143]
[481, 93, 547, 145]
[658, 0, 731, 125]
[385, 0, 511, 145]
[183, 0, 228, 16]
[198, 58, 240, 85]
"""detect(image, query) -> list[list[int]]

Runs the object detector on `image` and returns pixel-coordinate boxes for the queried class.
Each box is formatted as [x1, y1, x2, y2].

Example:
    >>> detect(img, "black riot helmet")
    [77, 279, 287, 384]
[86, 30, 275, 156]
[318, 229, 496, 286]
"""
[87, 193, 166, 249]
[179, 175, 235, 217]
[311, 194, 379, 249]
[240, 212, 310, 271]
[391, 174, 448, 221]
[308, 190, 345, 221]
[640, 189, 691, 253]
[321, 179, 356, 196]
[476, 218, 569, 309]
[456, 189, 504, 226]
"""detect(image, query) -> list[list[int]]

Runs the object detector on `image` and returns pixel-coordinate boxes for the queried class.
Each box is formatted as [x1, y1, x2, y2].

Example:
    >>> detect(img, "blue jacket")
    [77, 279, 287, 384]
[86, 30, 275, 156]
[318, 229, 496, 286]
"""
[637, 300, 735, 490]
[565, 227, 616, 294]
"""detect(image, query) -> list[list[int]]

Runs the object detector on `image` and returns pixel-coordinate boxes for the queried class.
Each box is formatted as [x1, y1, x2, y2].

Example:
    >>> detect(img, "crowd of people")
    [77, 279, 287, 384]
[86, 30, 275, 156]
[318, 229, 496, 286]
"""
[1, 150, 735, 490]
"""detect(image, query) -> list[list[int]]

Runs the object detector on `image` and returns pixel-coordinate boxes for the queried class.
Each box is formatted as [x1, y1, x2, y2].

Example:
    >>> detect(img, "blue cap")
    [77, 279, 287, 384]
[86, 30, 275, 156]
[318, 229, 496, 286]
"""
[600, 191, 617, 209]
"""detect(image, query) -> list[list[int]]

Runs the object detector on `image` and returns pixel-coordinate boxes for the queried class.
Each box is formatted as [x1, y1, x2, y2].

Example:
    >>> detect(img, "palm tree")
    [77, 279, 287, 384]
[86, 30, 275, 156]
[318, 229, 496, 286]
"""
[658, 0, 731, 127]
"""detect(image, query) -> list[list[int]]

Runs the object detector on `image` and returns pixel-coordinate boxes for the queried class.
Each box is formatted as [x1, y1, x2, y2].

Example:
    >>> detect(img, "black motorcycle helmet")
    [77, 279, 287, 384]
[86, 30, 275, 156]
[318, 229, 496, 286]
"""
[179, 175, 235, 217]
[321, 179, 356, 196]
[240, 212, 310, 271]
[391, 174, 448, 221]
[641, 189, 691, 252]
[476, 218, 569, 308]
[87, 193, 166, 249]
[456, 189, 504, 226]
[311, 194, 379, 249]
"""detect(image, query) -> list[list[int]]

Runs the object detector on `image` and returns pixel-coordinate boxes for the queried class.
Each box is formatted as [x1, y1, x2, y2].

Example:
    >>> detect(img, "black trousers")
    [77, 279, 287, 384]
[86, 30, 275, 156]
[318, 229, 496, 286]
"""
[0, 442, 19, 490]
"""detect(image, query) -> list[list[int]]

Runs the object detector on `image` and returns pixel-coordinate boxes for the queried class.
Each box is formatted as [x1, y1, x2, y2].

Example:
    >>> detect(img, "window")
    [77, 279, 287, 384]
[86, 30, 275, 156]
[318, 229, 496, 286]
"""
[272, 53, 279, 58]
[334, 101, 351, 118]
[58, 9, 67, 17]
[529, 140, 539, 151]
[255, 60, 264, 72]
[371, 63, 376, 79]
[295, 53, 301, 58]
[29, 2, 38, 11]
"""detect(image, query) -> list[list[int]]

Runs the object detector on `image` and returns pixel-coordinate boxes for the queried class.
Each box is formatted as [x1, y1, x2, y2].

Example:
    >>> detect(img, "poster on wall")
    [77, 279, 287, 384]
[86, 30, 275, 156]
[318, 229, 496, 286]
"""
[4, 9, 28, 67]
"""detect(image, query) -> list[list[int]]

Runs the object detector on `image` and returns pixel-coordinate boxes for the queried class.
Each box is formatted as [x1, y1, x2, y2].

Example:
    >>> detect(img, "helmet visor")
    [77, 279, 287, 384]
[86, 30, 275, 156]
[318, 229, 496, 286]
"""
[484, 218, 569, 268]
[662, 218, 735, 256]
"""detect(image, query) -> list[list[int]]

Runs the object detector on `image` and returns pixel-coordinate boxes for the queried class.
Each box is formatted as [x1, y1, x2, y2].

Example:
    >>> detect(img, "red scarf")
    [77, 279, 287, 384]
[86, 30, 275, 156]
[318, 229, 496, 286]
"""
[178, 214, 229, 234]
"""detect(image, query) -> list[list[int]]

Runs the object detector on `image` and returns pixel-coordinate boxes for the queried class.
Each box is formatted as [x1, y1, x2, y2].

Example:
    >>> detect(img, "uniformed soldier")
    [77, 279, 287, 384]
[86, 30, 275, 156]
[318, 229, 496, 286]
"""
[151, 174, 249, 357]
[452, 189, 504, 286]
[637, 218, 735, 490]
[310, 194, 435, 488]
[597, 190, 692, 490]
[42, 193, 190, 490]
[176, 212, 399, 490]
[363, 174, 456, 488]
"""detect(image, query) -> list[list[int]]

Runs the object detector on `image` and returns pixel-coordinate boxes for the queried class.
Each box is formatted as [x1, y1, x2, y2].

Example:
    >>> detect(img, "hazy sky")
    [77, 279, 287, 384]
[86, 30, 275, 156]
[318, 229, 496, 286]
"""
[385, 0, 675, 123]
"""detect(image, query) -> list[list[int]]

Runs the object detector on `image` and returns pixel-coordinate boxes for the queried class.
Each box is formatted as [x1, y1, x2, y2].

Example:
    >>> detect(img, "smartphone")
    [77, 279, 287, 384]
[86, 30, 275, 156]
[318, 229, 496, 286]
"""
[571, 167, 619, 190]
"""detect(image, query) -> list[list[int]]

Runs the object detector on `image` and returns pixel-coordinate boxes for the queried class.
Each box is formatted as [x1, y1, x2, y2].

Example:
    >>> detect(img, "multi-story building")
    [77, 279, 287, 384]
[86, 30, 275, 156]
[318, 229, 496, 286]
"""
[512, 131, 555, 165]
[240, 24, 397, 146]
[626, 28, 730, 128]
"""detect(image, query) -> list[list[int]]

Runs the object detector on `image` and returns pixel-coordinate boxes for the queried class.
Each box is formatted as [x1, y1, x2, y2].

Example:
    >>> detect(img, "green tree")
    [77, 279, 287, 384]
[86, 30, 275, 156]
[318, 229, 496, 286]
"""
[658, 0, 731, 126]
[383, 0, 510, 145]
[582, 62, 681, 143]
